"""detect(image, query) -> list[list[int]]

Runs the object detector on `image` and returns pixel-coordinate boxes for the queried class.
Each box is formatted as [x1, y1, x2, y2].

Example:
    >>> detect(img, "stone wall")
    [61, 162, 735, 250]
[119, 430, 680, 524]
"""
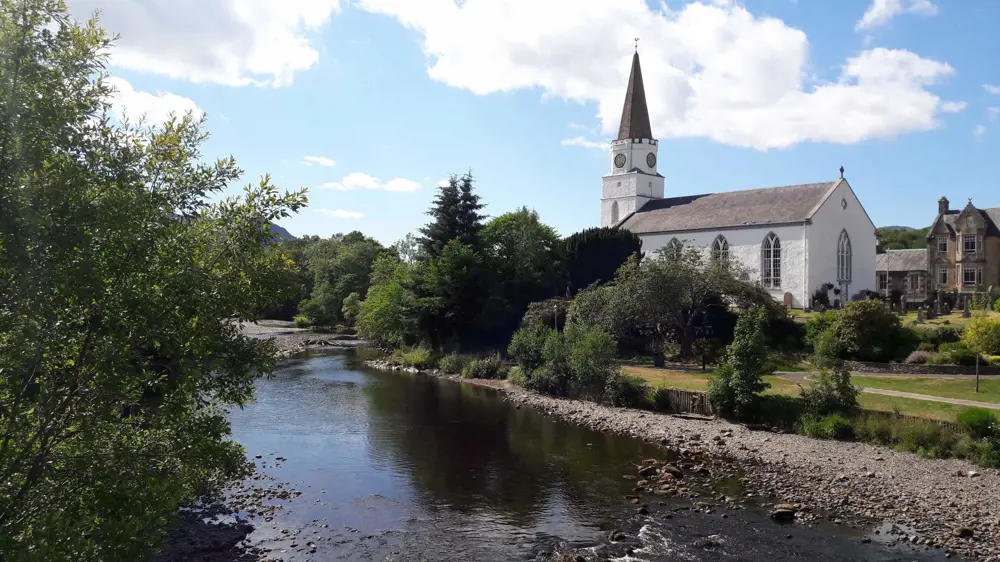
[845, 360, 1000, 376]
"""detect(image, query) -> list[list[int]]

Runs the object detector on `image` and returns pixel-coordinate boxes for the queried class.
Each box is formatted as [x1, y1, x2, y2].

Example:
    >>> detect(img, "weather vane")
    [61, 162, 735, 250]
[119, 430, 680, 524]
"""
[634, 37, 639, 51]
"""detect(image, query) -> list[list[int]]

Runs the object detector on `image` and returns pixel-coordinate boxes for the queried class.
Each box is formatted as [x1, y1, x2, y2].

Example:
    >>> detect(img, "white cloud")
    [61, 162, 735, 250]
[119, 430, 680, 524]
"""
[71, 0, 341, 87]
[105, 76, 202, 126]
[358, 0, 957, 150]
[320, 172, 421, 192]
[989, 107, 999, 123]
[985, 84, 1000, 95]
[856, 0, 938, 31]
[973, 125, 987, 139]
[437, 178, 451, 187]
[568, 122, 589, 130]
[315, 208, 365, 219]
[302, 155, 337, 167]
[940, 101, 966, 113]
[561, 136, 611, 151]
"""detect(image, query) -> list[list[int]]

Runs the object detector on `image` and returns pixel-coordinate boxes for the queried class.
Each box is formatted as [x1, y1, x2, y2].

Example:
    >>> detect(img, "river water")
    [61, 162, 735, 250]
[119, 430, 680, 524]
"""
[227, 350, 956, 561]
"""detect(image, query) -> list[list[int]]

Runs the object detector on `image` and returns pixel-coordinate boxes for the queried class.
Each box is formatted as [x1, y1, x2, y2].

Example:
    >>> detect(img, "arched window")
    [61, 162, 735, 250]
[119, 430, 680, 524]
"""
[610, 201, 620, 224]
[837, 230, 852, 282]
[711, 235, 729, 262]
[664, 237, 683, 260]
[761, 232, 781, 289]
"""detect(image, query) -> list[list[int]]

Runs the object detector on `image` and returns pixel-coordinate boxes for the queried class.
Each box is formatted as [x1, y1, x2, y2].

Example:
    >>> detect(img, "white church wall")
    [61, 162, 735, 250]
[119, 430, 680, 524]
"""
[806, 180, 877, 306]
[639, 224, 809, 307]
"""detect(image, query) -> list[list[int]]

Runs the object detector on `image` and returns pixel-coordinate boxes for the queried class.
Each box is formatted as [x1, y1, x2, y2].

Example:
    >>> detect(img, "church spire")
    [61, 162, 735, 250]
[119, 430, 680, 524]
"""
[616, 50, 653, 141]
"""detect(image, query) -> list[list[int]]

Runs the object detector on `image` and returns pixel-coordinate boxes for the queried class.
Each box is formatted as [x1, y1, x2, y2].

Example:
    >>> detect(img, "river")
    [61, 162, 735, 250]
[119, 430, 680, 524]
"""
[227, 350, 956, 561]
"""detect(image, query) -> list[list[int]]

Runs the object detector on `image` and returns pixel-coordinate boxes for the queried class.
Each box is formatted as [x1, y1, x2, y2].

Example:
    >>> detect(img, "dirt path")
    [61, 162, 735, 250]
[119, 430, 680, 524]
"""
[777, 372, 1000, 410]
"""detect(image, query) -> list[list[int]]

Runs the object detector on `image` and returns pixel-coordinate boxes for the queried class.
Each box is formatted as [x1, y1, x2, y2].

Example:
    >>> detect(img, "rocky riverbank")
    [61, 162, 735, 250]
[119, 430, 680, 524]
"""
[239, 320, 364, 359]
[365, 359, 1000, 562]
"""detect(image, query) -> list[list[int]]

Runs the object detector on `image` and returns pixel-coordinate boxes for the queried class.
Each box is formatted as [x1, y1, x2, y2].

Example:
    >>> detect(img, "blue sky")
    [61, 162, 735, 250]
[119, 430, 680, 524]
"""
[76, 0, 1000, 244]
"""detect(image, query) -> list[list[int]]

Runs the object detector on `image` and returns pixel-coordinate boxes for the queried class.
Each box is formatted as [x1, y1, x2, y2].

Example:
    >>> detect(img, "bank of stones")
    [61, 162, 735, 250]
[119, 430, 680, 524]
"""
[364, 360, 1000, 562]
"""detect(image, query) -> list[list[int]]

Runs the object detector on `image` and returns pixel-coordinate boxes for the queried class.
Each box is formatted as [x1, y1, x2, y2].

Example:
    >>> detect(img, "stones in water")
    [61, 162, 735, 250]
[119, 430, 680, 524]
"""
[769, 504, 797, 522]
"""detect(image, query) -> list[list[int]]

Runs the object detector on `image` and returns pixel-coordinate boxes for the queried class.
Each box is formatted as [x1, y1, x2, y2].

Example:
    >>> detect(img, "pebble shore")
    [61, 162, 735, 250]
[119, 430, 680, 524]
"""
[366, 359, 1000, 562]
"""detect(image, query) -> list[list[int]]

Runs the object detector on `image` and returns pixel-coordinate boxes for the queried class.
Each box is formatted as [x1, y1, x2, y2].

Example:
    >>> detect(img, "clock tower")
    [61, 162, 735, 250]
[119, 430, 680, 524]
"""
[601, 49, 663, 227]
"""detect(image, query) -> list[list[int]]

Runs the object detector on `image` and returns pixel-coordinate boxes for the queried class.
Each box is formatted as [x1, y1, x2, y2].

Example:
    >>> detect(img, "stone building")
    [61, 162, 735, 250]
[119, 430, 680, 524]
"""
[925, 197, 1000, 301]
[875, 249, 928, 309]
[603, 50, 877, 309]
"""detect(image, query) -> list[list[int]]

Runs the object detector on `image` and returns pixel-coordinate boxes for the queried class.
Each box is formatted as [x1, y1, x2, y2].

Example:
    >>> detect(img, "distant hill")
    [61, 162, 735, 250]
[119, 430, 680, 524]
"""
[876, 226, 929, 250]
[269, 223, 294, 240]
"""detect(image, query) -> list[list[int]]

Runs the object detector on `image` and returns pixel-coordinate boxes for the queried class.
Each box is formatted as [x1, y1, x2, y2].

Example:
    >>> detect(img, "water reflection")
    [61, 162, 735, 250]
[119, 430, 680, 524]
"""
[228, 350, 958, 561]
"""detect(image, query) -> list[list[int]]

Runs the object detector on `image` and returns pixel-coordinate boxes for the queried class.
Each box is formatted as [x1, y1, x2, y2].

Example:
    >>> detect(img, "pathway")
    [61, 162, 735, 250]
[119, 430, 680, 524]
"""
[776, 372, 1000, 411]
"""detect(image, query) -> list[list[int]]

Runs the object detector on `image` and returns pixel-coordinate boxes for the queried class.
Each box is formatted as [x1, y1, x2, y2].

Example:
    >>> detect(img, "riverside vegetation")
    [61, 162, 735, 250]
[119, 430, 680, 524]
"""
[0, 2, 307, 560]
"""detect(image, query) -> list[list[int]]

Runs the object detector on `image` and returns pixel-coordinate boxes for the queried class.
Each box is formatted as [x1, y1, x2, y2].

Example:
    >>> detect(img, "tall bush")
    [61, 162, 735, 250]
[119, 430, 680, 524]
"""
[708, 307, 772, 417]
[800, 363, 860, 416]
[826, 300, 909, 361]
[565, 325, 620, 399]
[508, 323, 553, 372]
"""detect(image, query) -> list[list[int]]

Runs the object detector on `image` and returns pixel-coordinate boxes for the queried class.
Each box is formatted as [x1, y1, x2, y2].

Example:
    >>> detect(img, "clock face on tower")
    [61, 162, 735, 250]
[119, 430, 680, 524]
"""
[646, 152, 656, 168]
[614, 153, 626, 168]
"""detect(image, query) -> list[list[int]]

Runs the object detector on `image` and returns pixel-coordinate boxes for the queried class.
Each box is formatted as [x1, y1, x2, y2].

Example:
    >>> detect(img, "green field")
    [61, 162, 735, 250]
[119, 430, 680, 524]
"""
[855, 375, 1000, 404]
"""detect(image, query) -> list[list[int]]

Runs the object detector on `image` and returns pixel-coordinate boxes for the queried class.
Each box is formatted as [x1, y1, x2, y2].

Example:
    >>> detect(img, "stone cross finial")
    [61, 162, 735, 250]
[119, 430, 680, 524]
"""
[634, 37, 639, 51]
[839, 166, 845, 179]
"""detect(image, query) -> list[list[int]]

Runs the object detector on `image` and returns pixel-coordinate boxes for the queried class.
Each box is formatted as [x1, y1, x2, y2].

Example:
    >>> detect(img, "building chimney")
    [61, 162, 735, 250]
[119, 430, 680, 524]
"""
[938, 197, 949, 215]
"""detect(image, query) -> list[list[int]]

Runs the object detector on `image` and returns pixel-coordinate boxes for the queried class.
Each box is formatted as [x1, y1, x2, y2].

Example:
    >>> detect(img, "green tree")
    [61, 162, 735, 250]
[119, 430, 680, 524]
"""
[418, 172, 485, 259]
[827, 300, 906, 362]
[414, 239, 498, 348]
[708, 307, 773, 417]
[563, 227, 641, 294]
[481, 207, 564, 330]
[298, 231, 385, 325]
[0, 2, 307, 559]
[342, 292, 362, 325]
[357, 256, 418, 349]
[876, 226, 929, 250]
[962, 314, 1000, 393]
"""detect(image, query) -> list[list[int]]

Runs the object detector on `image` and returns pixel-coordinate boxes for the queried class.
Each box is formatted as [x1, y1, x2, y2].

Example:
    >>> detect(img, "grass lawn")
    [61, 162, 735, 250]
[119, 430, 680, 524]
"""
[623, 366, 971, 421]
[854, 375, 1000, 404]
[788, 308, 1000, 329]
[623, 366, 802, 397]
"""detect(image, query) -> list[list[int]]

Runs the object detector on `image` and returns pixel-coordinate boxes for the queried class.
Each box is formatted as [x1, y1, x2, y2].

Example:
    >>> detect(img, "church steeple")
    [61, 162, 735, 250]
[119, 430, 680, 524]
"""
[617, 51, 653, 141]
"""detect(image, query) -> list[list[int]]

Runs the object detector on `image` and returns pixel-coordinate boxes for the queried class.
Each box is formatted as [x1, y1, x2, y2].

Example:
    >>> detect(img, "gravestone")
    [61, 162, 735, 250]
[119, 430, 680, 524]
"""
[927, 305, 936, 320]
[783, 292, 794, 308]
[962, 298, 971, 318]
[899, 295, 907, 315]
[916, 308, 925, 324]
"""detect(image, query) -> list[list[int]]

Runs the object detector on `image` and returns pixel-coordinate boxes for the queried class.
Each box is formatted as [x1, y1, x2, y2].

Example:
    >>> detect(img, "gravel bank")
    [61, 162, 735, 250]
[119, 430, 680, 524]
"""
[366, 360, 1000, 562]
[237, 320, 363, 358]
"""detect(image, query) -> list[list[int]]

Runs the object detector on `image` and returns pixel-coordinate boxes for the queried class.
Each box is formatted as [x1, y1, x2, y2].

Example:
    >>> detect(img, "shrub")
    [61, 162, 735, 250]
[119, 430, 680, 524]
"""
[524, 368, 567, 395]
[391, 346, 435, 369]
[916, 342, 936, 352]
[800, 363, 859, 415]
[939, 342, 980, 366]
[896, 419, 961, 458]
[507, 367, 529, 388]
[708, 307, 772, 418]
[650, 387, 674, 412]
[605, 374, 649, 407]
[935, 326, 963, 345]
[904, 350, 934, 364]
[804, 312, 838, 350]
[508, 324, 552, 372]
[995, 298, 1000, 313]
[852, 414, 895, 445]
[566, 325, 620, 398]
[827, 300, 905, 362]
[438, 353, 471, 374]
[462, 353, 505, 379]
[926, 352, 954, 365]
[958, 408, 998, 440]
[962, 315, 1000, 358]
[293, 314, 312, 328]
[799, 414, 855, 440]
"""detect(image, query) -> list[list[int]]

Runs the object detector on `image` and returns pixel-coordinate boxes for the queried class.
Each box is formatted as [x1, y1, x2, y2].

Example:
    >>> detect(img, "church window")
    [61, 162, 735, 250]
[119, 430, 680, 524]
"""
[761, 233, 781, 289]
[711, 235, 729, 262]
[837, 230, 851, 282]
[610, 201, 620, 224]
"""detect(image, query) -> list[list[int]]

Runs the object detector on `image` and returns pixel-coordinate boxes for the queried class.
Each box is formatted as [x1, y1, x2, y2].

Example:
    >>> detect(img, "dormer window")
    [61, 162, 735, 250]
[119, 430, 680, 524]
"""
[937, 237, 947, 253]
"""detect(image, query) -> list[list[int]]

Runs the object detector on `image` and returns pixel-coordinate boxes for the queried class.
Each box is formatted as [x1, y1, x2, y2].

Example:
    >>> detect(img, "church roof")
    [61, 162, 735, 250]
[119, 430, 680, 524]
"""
[617, 51, 653, 141]
[620, 180, 841, 234]
[876, 249, 927, 273]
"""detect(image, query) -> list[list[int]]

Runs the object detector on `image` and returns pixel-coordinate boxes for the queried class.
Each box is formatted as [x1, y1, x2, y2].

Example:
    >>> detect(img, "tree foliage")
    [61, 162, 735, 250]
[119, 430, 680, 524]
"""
[962, 315, 1000, 357]
[876, 226, 929, 250]
[563, 227, 641, 294]
[708, 307, 773, 418]
[0, 2, 307, 558]
[419, 173, 485, 259]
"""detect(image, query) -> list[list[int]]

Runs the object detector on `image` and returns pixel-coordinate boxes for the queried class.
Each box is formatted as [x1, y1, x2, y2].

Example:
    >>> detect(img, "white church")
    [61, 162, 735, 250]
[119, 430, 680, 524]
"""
[601, 50, 877, 309]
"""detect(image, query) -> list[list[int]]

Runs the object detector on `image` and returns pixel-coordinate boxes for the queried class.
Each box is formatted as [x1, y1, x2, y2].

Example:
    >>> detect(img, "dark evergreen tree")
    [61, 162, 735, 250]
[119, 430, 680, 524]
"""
[419, 172, 485, 259]
[456, 172, 486, 248]
[563, 227, 642, 293]
[418, 177, 461, 258]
